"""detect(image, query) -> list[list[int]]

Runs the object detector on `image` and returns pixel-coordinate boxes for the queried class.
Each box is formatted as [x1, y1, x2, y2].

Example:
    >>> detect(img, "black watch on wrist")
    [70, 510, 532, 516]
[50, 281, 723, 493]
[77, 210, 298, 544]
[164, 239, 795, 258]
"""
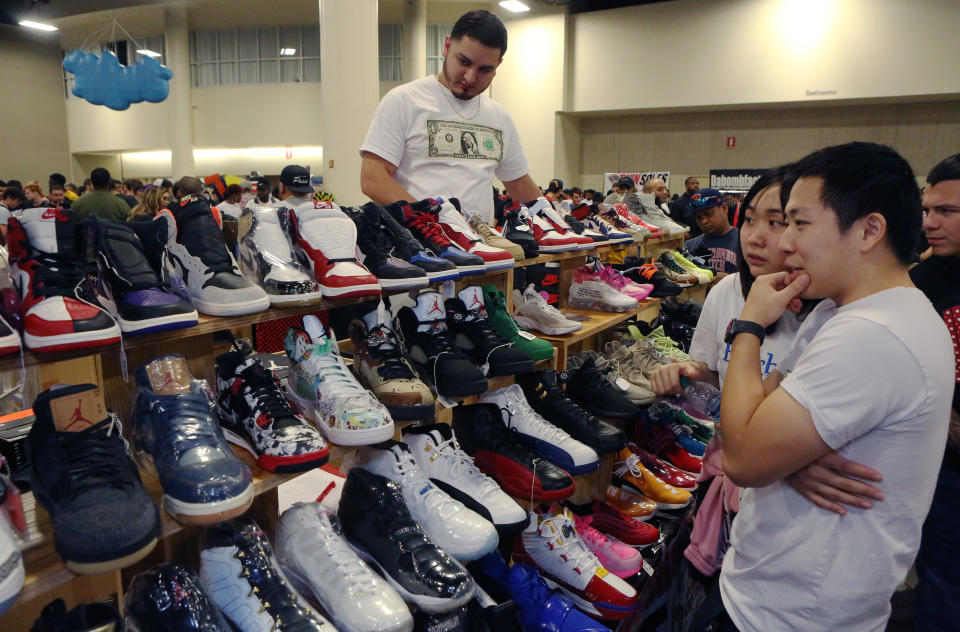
[724, 318, 765, 345]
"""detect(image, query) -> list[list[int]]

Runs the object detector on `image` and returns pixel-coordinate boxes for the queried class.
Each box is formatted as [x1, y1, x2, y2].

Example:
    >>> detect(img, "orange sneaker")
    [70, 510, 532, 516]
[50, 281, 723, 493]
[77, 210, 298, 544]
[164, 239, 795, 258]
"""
[613, 448, 691, 510]
[604, 484, 657, 522]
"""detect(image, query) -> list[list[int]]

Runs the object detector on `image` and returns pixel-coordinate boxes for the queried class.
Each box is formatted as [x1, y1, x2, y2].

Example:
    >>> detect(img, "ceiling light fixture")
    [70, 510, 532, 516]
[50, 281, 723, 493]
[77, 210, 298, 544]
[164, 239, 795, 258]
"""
[498, 1, 530, 12]
[136, 49, 161, 58]
[19, 20, 58, 31]
[280, 48, 297, 56]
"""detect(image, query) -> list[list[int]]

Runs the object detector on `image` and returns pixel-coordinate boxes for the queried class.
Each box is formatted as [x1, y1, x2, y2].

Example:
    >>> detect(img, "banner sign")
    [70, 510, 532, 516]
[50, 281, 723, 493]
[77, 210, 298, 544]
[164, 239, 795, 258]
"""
[709, 169, 766, 192]
[602, 172, 670, 191]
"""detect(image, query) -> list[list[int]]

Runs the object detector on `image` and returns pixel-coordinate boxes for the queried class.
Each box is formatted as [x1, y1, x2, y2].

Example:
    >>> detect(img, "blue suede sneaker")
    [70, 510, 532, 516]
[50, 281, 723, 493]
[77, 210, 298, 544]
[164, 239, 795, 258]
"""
[133, 354, 254, 525]
[377, 202, 460, 282]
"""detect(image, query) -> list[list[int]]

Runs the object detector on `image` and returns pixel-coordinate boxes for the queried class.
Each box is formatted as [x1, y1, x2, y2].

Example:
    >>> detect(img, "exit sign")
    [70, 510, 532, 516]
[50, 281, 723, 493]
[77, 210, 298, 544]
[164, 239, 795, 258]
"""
[726, 136, 736, 149]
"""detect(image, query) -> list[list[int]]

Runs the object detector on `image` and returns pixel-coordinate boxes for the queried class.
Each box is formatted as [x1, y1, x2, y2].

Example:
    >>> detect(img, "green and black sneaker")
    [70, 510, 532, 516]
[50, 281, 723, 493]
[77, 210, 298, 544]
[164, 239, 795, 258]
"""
[481, 285, 555, 362]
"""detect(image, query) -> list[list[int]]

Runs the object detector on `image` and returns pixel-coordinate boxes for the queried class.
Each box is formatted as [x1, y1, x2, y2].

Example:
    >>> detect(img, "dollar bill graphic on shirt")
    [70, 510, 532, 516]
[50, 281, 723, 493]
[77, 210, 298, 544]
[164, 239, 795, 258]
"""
[426, 119, 503, 162]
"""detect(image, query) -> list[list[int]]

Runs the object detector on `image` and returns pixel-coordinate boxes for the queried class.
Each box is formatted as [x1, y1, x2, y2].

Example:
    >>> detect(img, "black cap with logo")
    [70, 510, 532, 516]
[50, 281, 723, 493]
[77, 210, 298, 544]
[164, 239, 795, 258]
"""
[280, 165, 313, 194]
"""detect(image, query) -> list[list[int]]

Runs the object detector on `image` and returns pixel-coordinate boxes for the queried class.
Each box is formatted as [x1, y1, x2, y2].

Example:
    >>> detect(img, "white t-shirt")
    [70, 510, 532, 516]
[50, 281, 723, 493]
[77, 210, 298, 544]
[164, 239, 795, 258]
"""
[688, 274, 801, 387]
[720, 287, 954, 632]
[216, 201, 243, 219]
[360, 75, 531, 224]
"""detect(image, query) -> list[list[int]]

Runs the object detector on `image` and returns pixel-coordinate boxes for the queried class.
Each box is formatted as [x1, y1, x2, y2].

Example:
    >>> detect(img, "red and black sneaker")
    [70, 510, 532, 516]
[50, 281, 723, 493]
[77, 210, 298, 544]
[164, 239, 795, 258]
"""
[635, 421, 702, 475]
[384, 200, 486, 275]
[215, 350, 329, 473]
[452, 403, 574, 502]
[626, 443, 697, 490]
[581, 501, 659, 547]
[8, 207, 120, 352]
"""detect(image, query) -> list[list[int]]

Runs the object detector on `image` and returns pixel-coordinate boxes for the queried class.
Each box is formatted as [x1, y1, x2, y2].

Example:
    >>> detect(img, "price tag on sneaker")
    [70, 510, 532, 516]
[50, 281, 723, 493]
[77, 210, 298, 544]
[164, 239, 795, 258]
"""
[615, 377, 632, 391]
[517, 330, 537, 340]
[480, 362, 490, 376]
[436, 394, 459, 408]
[642, 560, 655, 577]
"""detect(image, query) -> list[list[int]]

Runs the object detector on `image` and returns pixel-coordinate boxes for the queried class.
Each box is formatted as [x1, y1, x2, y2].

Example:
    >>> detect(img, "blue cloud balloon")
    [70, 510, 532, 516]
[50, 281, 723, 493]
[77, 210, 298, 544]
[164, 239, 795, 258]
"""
[63, 49, 173, 111]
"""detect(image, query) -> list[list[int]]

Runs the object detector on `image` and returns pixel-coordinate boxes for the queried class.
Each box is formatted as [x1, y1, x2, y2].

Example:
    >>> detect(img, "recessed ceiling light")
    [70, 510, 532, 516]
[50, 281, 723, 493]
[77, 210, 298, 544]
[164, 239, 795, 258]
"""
[498, 1, 530, 12]
[19, 20, 58, 31]
[136, 49, 161, 58]
[280, 48, 297, 56]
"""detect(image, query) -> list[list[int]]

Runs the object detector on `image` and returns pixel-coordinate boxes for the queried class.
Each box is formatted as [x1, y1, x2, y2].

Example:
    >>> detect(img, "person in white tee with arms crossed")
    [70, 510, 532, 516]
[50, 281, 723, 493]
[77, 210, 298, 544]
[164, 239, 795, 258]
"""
[359, 10, 541, 224]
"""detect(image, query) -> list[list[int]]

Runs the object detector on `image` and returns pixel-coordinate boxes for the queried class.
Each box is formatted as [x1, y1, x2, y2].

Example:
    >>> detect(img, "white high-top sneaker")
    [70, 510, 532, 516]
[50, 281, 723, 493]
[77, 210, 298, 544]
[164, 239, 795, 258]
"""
[290, 200, 381, 299]
[355, 440, 500, 561]
[479, 384, 598, 475]
[238, 205, 323, 304]
[513, 284, 582, 336]
[402, 423, 528, 534]
[276, 502, 413, 632]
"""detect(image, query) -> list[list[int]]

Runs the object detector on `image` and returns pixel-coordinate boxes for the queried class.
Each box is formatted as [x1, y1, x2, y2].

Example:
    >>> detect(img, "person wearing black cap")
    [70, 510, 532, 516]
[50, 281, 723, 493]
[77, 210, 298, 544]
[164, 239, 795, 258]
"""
[278, 165, 314, 207]
[545, 178, 564, 204]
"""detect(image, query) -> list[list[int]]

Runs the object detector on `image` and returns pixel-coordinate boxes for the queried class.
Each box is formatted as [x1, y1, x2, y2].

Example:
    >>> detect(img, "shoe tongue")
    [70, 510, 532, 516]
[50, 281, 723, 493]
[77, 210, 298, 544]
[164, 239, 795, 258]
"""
[46, 385, 108, 433]
[362, 301, 392, 332]
[429, 425, 453, 447]
[457, 286, 486, 318]
[413, 292, 446, 322]
[145, 356, 193, 395]
[252, 209, 296, 260]
[19, 207, 77, 254]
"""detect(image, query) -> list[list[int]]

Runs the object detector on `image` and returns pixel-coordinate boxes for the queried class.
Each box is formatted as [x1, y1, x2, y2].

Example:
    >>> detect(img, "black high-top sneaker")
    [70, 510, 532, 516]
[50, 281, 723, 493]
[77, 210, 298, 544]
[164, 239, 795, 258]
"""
[27, 384, 160, 574]
[516, 370, 627, 454]
[31, 597, 123, 632]
[158, 195, 269, 316]
[396, 291, 487, 398]
[562, 358, 642, 419]
[124, 563, 231, 632]
[91, 217, 198, 335]
[200, 518, 331, 631]
[500, 202, 539, 258]
[338, 467, 477, 613]
[345, 204, 429, 290]
[444, 286, 534, 377]
[383, 200, 485, 275]
[376, 202, 459, 282]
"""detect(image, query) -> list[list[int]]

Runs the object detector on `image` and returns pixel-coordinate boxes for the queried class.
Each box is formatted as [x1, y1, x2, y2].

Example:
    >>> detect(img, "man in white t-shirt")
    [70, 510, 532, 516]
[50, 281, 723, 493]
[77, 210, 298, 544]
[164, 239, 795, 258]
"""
[717, 142, 954, 632]
[359, 10, 541, 224]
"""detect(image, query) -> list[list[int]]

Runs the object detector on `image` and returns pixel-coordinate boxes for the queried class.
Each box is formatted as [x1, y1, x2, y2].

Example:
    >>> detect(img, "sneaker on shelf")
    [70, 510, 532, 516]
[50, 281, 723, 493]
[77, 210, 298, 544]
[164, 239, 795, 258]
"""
[625, 261, 684, 297]
[477, 553, 613, 632]
[512, 284, 582, 336]
[445, 286, 534, 376]
[581, 501, 659, 547]
[598, 206, 651, 239]
[0, 315, 20, 357]
[636, 193, 688, 237]
[158, 195, 270, 316]
[284, 315, 395, 445]
[133, 355, 254, 524]
[617, 338, 669, 379]
[237, 205, 324, 304]
[568, 265, 638, 313]
[570, 350, 654, 407]
[563, 356, 642, 419]
[437, 198, 515, 271]
[465, 211, 526, 261]
[601, 341, 656, 391]
[595, 262, 653, 302]
[512, 510, 638, 621]
[346, 203, 430, 290]
[91, 217, 198, 335]
[604, 484, 657, 523]
[670, 250, 713, 284]
[350, 300, 435, 421]
[500, 203, 539, 258]
[571, 512, 642, 579]
[396, 291, 488, 398]
[276, 502, 414, 632]
[515, 370, 627, 455]
[627, 323, 691, 361]
[338, 467, 477, 613]
[623, 443, 697, 490]
[613, 448, 691, 510]
[28, 384, 160, 573]
[402, 423, 528, 534]
[377, 202, 459, 282]
[7, 208, 121, 351]
[579, 214, 634, 245]
[652, 401, 714, 444]
[452, 404, 575, 502]
[482, 285, 556, 362]
[0, 510, 23, 616]
[529, 213, 583, 253]
[31, 598, 123, 632]
[289, 200, 382, 298]
[215, 350, 329, 473]
[384, 200, 486, 275]
[563, 214, 609, 244]
[527, 198, 594, 250]
[124, 563, 232, 632]
[480, 384, 598, 476]
[634, 415, 702, 475]
[657, 252, 700, 287]
[200, 518, 331, 631]
[521, 262, 561, 306]
[356, 440, 499, 562]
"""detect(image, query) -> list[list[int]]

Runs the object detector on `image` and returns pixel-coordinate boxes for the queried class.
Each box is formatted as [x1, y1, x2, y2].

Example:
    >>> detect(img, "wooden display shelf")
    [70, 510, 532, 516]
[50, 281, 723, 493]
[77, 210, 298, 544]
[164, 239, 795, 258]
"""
[539, 300, 661, 367]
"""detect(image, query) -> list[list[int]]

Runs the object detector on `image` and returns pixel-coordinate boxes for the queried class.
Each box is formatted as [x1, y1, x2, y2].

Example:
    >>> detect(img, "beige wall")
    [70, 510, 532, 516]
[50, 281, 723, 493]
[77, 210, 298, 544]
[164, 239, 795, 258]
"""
[0, 25, 71, 183]
[574, 100, 960, 190]
[569, 0, 960, 113]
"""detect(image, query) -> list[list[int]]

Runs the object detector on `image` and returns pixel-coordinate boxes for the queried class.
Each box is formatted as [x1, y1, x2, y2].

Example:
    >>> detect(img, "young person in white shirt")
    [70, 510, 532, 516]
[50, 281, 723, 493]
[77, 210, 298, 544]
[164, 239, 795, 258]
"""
[717, 142, 953, 632]
[359, 10, 541, 224]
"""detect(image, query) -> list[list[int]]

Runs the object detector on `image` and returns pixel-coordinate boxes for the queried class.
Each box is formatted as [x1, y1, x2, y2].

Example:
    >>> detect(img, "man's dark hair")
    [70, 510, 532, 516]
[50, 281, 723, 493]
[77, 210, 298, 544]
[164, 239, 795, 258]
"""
[49, 172, 66, 186]
[173, 176, 204, 199]
[161, 179, 173, 189]
[90, 168, 111, 189]
[2, 187, 25, 204]
[451, 10, 508, 56]
[927, 154, 960, 186]
[784, 142, 921, 265]
[49, 184, 65, 193]
[570, 187, 582, 196]
[124, 178, 143, 192]
[83, 178, 92, 187]
[685, 176, 698, 185]
[6, 180, 21, 189]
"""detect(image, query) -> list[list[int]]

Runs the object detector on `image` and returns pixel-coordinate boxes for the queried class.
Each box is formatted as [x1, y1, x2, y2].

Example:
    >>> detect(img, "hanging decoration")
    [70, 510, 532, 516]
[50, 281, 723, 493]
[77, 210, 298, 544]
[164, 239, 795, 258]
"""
[62, 19, 173, 111]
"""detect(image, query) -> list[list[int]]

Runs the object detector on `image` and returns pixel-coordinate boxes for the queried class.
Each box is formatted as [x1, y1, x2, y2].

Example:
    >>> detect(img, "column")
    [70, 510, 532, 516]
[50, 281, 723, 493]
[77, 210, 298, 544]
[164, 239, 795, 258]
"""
[403, 0, 426, 82]
[319, 0, 379, 202]
[164, 3, 195, 178]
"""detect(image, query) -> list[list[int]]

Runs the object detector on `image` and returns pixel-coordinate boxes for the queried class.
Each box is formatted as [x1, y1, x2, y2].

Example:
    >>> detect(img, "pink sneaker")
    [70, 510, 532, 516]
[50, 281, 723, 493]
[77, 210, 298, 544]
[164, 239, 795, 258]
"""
[597, 263, 653, 301]
[613, 204, 663, 238]
[572, 513, 642, 579]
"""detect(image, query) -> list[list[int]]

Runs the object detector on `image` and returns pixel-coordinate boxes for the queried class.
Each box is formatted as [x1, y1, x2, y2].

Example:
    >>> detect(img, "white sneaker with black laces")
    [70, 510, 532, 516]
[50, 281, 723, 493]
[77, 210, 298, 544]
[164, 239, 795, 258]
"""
[356, 440, 499, 562]
[402, 423, 528, 534]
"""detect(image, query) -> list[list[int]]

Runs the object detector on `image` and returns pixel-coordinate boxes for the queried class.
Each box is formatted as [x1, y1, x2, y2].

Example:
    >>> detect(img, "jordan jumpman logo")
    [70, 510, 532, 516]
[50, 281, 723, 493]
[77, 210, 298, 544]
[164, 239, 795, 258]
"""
[64, 399, 92, 430]
[427, 297, 443, 316]
[468, 291, 484, 309]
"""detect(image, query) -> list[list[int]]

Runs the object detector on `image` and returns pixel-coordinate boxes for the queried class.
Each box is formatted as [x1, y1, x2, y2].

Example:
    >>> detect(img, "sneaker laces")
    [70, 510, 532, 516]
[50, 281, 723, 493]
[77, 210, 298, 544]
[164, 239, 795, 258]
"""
[30, 248, 92, 300]
[522, 285, 566, 321]
[391, 452, 459, 519]
[234, 529, 315, 627]
[239, 364, 301, 430]
[614, 452, 645, 480]
[312, 515, 379, 596]
[153, 390, 228, 459]
[573, 515, 609, 549]
[499, 388, 573, 445]
[536, 513, 599, 575]
[366, 325, 414, 380]
[434, 436, 502, 499]
[60, 413, 134, 501]
[404, 209, 453, 249]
